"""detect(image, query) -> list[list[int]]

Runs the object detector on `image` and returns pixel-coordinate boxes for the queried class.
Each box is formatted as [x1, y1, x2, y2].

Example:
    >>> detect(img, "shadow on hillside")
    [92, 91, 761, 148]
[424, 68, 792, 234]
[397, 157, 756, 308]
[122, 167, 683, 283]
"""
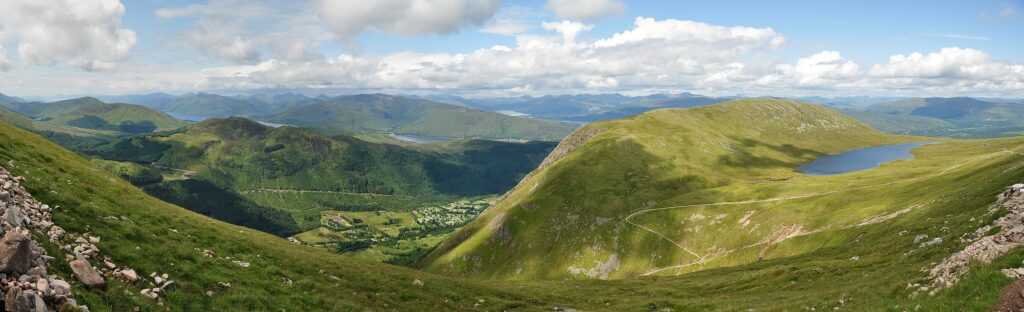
[142, 179, 302, 236]
[717, 137, 825, 169]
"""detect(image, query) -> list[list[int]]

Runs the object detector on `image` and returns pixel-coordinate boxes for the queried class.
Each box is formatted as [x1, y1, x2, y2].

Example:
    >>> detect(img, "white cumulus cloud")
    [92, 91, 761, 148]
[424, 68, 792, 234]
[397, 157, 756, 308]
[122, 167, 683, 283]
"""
[0, 0, 136, 71]
[870, 47, 996, 79]
[545, 0, 626, 21]
[193, 17, 788, 95]
[0, 45, 10, 71]
[865, 47, 1024, 94]
[777, 51, 860, 87]
[315, 0, 502, 40]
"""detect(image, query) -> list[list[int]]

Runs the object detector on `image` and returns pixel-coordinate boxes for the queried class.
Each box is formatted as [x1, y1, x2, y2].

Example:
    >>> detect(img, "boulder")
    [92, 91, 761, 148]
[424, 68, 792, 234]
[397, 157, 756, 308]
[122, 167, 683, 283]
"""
[4, 286, 21, 312]
[48, 278, 70, 296]
[4, 204, 26, 227]
[5, 287, 38, 312]
[120, 268, 139, 282]
[32, 293, 46, 312]
[0, 231, 32, 274]
[69, 258, 106, 289]
[35, 278, 48, 293]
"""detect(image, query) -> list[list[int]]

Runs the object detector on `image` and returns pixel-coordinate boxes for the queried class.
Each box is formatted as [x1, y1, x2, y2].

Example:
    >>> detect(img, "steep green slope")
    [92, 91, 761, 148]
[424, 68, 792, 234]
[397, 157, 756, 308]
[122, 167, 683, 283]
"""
[421, 99, 1024, 281]
[266, 94, 577, 141]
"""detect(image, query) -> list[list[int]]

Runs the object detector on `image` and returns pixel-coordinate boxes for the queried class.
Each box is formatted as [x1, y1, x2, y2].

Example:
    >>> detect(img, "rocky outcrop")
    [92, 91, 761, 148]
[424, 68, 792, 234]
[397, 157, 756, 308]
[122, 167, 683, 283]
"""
[0, 162, 172, 310]
[0, 164, 79, 311]
[924, 183, 1024, 294]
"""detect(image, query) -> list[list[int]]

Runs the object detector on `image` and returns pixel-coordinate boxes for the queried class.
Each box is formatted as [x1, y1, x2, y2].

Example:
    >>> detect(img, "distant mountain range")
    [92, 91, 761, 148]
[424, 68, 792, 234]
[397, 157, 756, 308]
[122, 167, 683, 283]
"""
[15, 90, 1024, 139]
[845, 97, 1024, 138]
[262, 94, 577, 141]
[102, 92, 579, 141]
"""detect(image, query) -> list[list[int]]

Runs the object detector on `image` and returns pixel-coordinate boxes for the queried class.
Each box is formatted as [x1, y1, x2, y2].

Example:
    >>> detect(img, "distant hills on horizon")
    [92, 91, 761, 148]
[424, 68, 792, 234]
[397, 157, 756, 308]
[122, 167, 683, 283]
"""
[4, 90, 1024, 140]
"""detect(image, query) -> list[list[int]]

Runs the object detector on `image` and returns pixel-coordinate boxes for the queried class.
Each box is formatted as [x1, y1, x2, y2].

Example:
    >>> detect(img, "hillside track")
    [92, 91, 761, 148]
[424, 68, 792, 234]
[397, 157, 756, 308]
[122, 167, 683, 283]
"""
[625, 147, 1021, 276]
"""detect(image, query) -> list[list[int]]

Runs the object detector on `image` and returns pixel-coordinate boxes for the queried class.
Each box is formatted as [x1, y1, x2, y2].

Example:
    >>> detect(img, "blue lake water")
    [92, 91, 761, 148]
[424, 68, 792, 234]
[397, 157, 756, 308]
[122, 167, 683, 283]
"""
[389, 134, 453, 144]
[797, 142, 933, 176]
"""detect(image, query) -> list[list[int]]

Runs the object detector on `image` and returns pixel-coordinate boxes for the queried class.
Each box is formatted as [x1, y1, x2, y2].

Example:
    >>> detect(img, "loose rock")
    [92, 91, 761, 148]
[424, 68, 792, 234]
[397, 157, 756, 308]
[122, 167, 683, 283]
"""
[69, 258, 106, 289]
[0, 230, 32, 274]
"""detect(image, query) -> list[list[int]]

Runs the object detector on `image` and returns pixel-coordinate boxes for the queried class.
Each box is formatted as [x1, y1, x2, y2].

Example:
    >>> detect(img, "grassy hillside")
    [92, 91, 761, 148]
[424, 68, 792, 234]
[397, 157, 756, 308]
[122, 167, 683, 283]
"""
[3, 105, 1024, 310]
[266, 94, 577, 141]
[3, 97, 187, 134]
[47, 102, 187, 132]
[0, 105, 119, 139]
[421, 99, 1024, 284]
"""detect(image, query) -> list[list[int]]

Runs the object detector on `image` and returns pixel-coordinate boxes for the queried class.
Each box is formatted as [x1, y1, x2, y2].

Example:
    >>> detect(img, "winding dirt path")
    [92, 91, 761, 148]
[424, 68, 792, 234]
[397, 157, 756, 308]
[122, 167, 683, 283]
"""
[625, 147, 1020, 276]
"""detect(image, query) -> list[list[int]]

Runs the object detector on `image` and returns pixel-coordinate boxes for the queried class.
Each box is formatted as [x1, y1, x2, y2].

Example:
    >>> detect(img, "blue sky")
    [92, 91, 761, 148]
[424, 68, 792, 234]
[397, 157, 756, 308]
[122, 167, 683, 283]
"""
[0, 0, 1022, 98]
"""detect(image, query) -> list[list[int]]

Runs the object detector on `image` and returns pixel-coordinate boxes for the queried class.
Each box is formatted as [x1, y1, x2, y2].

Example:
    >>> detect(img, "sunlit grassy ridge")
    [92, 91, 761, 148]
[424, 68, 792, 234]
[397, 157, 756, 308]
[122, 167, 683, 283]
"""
[421, 99, 1024, 283]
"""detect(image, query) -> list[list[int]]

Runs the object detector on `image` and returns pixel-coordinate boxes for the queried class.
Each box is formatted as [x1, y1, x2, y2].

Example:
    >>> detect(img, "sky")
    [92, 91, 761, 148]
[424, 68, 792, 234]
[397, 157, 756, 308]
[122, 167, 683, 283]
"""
[0, 0, 1022, 99]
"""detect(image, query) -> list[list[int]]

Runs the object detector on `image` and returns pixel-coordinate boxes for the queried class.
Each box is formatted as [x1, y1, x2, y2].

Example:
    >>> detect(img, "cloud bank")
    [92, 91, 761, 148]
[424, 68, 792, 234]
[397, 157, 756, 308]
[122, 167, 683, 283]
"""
[0, 0, 136, 71]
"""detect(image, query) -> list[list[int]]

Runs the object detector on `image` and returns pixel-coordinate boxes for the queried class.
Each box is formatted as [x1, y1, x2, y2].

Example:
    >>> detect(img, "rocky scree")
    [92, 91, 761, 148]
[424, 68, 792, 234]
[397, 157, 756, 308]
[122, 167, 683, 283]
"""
[0, 162, 176, 311]
[922, 183, 1024, 296]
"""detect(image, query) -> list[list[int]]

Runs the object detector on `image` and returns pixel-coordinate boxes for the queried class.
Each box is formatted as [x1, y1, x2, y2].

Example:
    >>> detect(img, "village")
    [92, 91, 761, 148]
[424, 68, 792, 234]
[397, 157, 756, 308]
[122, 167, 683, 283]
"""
[292, 197, 495, 263]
